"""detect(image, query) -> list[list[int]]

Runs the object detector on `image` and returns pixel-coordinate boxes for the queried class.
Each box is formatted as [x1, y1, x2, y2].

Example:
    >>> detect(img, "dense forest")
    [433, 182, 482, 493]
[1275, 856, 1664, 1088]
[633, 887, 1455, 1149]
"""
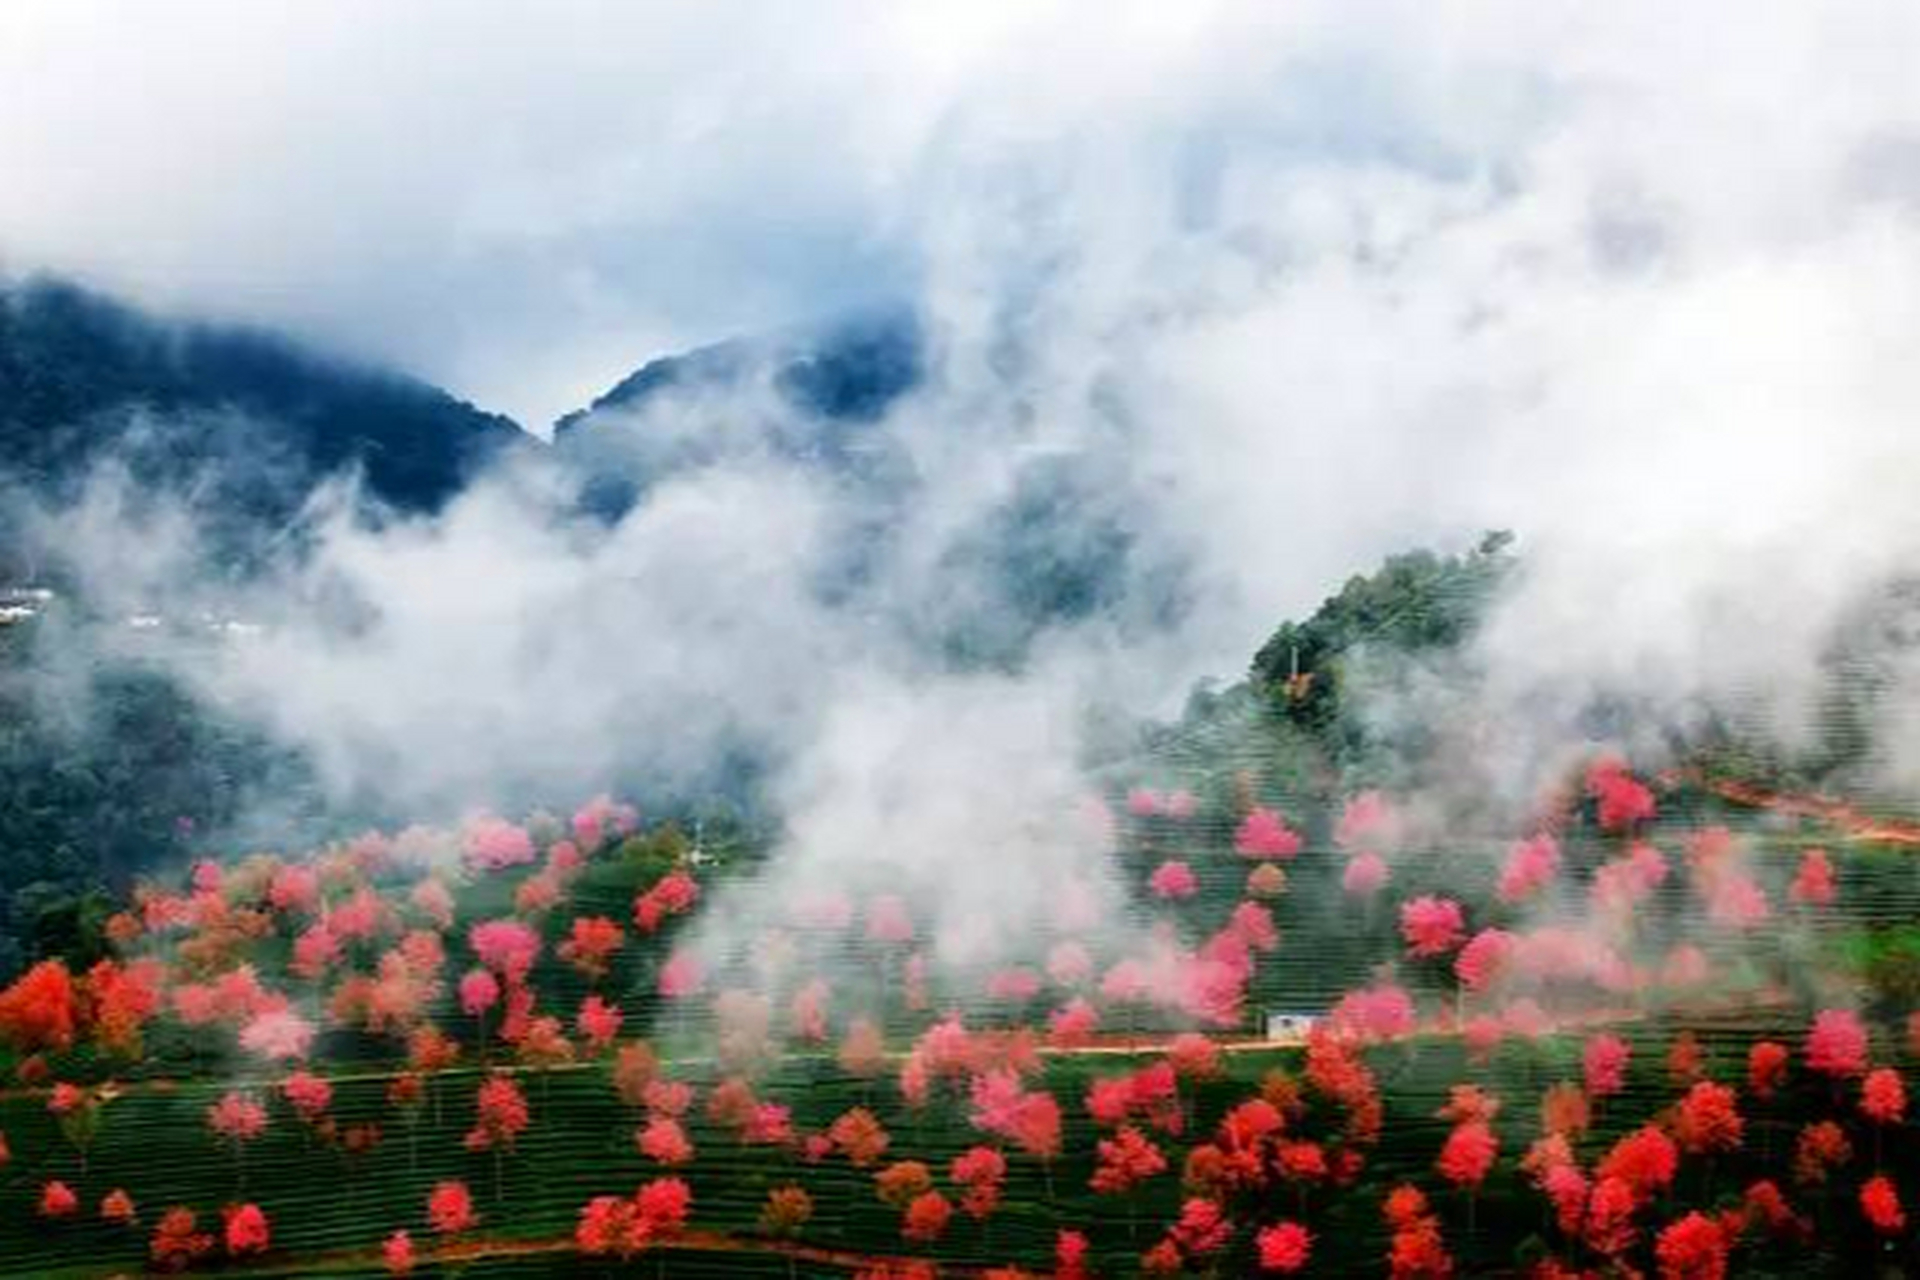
[0, 611, 318, 977]
[0, 278, 525, 527]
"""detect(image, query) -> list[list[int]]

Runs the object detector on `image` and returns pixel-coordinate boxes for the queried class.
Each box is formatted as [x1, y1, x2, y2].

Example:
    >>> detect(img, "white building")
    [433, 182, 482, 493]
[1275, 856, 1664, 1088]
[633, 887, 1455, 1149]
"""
[1264, 1011, 1321, 1042]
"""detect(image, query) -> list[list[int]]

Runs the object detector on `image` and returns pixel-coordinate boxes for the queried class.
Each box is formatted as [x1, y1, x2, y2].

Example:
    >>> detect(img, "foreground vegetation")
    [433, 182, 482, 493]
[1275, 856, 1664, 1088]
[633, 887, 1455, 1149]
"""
[0, 754, 1917, 1276]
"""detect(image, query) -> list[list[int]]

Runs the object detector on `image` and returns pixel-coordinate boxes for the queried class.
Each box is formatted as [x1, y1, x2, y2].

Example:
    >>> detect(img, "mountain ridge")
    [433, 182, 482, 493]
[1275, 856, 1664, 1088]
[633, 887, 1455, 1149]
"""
[0, 276, 531, 524]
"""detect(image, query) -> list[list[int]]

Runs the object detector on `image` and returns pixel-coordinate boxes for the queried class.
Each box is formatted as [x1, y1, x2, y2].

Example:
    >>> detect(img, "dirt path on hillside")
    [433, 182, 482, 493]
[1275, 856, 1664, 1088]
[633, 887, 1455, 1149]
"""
[226, 1226, 1005, 1277]
[1700, 776, 1920, 845]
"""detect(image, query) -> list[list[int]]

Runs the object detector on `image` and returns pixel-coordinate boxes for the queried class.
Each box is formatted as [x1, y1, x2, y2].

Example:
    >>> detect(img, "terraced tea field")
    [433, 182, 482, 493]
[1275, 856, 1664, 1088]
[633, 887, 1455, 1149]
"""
[2, 772, 1917, 1276]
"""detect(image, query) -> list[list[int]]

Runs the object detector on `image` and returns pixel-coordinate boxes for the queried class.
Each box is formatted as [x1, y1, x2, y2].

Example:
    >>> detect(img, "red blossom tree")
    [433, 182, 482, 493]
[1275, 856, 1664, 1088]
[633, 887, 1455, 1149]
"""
[151, 1206, 214, 1270]
[1862, 1066, 1907, 1129]
[1091, 1125, 1168, 1195]
[1674, 1081, 1744, 1156]
[829, 1107, 892, 1167]
[1236, 806, 1303, 859]
[1336, 790, 1399, 850]
[382, 1230, 415, 1275]
[1597, 1125, 1678, 1204]
[224, 1203, 270, 1257]
[459, 969, 500, 1020]
[634, 871, 701, 933]
[1789, 848, 1836, 906]
[611, 1040, 658, 1107]
[100, 1188, 136, 1225]
[1523, 1136, 1588, 1237]
[1497, 834, 1560, 905]
[1048, 997, 1100, 1048]
[637, 1176, 691, 1234]
[1748, 1041, 1789, 1100]
[1250, 861, 1292, 898]
[577, 995, 623, 1052]
[1794, 1120, 1852, 1186]
[760, 1184, 813, 1237]
[1438, 1120, 1499, 1231]
[1149, 860, 1199, 900]
[1584, 1176, 1639, 1258]
[1585, 1034, 1631, 1101]
[463, 817, 536, 873]
[428, 1180, 478, 1235]
[637, 1115, 695, 1165]
[576, 1197, 649, 1258]
[901, 1190, 952, 1244]
[1330, 983, 1417, 1042]
[790, 979, 830, 1043]
[207, 1091, 267, 1186]
[465, 1072, 532, 1196]
[872, 1160, 932, 1211]
[1343, 852, 1389, 897]
[1257, 1220, 1312, 1273]
[1653, 1211, 1729, 1280]
[1454, 928, 1514, 993]
[469, 919, 541, 983]
[84, 958, 163, 1057]
[951, 1145, 1007, 1220]
[1400, 896, 1466, 959]
[558, 916, 625, 981]
[0, 960, 77, 1053]
[1806, 1009, 1869, 1080]
[282, 1070, 333, 1126]
[39, 1179, 78, 1219]
[1861, 1174, 1906, 1235]
[1587, 758, 1655, 830]
[1667, 1031, 1705, 1087]
[1056, 1229, 1092, 1279]
[838, 1018, 887, 1078]
[465, 1074, 531, 1152]
[1169, 1196, 1232, 1256]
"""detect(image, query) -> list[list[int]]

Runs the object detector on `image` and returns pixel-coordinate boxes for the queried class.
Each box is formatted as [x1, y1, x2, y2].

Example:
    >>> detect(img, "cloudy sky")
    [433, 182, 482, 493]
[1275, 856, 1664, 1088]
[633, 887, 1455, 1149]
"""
[3, 1, 1037, 425]
[4, 3, 1911, 430]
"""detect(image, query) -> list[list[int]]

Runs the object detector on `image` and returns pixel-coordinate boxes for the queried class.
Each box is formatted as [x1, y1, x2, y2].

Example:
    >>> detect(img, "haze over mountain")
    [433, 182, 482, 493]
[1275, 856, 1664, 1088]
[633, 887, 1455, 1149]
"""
[0, 276, 941, 561]
[0, 277, 527, 538]
[548, 307, 924, 521]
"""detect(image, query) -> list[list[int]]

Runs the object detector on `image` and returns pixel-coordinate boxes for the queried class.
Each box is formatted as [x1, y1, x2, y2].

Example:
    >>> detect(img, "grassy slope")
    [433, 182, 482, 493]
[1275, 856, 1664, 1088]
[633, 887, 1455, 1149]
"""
[2, 783, 1918, 1275]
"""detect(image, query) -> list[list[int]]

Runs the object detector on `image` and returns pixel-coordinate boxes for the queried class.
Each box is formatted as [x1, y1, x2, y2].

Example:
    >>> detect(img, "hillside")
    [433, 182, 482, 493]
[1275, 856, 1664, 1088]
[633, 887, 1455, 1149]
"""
[0, 756, 1914, 1276]
[549, 308, 922, 522]
[0, 277, 529, 557]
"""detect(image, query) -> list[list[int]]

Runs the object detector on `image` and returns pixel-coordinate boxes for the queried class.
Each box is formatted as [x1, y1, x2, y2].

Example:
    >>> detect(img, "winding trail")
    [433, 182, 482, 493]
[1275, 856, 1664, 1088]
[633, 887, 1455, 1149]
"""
[1700, 775, 1920, 846]
[226, 1227, 1004, 1278]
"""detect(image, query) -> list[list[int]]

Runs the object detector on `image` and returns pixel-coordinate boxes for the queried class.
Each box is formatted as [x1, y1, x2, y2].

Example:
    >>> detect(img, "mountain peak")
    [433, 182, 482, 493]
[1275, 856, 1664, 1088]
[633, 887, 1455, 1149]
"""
[0, 274, 531, 519]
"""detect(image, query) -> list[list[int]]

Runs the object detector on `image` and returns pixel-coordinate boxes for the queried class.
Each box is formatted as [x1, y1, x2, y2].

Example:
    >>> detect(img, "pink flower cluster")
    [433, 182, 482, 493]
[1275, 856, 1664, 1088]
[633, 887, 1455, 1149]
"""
[468, 919, 541, 983]
[1399, 896, 1466, 959]
[634, 871, 700, 933]
[1497, 834, 1560, 904]
[1150, 860, 1200, 900]
[1235, 806, 1303, 860]
[462, 816, 536, 873]
[1587, 758, 1656, 830]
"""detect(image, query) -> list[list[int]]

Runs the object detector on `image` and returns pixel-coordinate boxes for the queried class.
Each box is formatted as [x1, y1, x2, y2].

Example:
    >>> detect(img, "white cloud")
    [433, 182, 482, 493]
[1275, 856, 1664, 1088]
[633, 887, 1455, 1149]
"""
[15, 1, 1920, 954]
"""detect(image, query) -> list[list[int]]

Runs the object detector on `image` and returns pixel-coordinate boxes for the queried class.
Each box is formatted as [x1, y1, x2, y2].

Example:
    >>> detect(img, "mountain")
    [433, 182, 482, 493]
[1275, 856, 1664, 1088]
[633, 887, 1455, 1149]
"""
[0, 278, 541, 967]
[0, 287, 1183, 970]
[0, 277, 529, 546]
[554, 305, 923, 438]
[550, 307, 923, 520]
[550, 307, 1190, 664]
